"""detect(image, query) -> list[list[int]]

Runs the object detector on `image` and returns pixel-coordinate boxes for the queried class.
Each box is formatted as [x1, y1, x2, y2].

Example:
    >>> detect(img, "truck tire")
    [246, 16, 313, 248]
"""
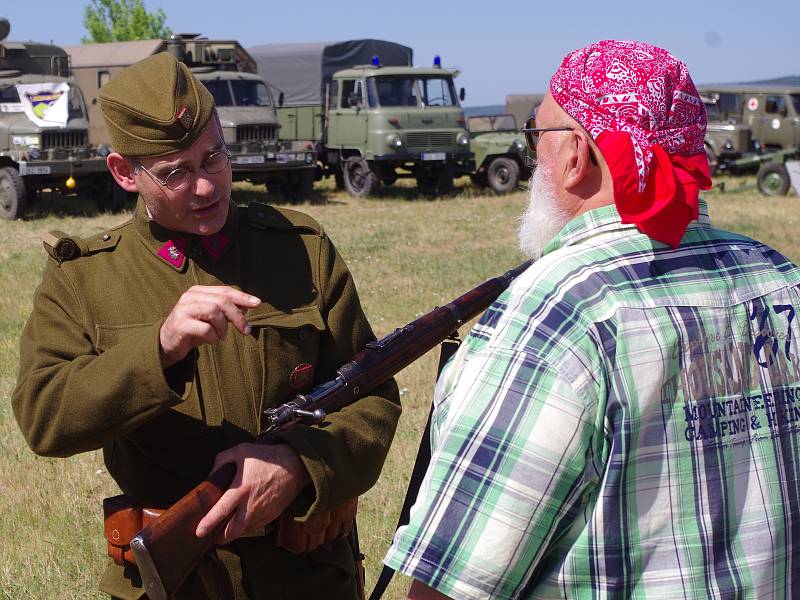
[0, 166, 26, 220]
[757, 163, 791, 196]
[343, 160, 379, 197]
[705, 145, 719, 176]
[486, 157, 520, 194]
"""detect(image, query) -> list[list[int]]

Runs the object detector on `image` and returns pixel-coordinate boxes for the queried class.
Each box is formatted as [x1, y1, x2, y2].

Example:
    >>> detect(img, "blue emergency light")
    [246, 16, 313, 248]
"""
[372, 55, 380, 67]
[433, 55, 442, 68]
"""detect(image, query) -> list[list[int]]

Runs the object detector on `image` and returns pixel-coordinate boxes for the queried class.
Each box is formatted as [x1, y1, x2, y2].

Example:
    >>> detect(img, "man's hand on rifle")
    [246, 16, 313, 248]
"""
[195, 443, 311, 544]
[159, 285, 261, 368]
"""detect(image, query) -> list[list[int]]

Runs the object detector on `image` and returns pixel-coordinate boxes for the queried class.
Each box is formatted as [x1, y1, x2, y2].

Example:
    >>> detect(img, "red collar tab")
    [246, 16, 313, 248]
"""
[157, 238, 187, 270]
[200, 232, 230, 262]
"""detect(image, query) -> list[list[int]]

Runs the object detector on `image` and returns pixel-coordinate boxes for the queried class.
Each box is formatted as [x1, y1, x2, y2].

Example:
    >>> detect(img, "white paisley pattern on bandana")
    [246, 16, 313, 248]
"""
[550, 40, 706, 193]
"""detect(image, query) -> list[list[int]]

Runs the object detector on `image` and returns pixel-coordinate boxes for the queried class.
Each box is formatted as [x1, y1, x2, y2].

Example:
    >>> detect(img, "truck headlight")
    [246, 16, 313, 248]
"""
[29, 147, 41, 159]
[513, 139, 525, 152]
[457, 132, 469, 146]
[386, 133, 403, 149]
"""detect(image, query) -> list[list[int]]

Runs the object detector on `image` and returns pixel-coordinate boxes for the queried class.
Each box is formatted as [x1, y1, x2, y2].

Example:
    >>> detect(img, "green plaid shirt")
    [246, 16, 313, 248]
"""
[385, 201, 800, 599]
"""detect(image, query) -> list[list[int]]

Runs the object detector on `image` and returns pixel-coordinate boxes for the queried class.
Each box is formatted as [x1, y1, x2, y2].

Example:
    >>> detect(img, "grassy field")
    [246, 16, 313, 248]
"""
[0, 175, 797, 598]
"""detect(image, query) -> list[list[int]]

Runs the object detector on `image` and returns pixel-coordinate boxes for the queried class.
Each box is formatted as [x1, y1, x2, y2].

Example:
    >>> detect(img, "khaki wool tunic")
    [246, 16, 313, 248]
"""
[12, 199, 401, 599]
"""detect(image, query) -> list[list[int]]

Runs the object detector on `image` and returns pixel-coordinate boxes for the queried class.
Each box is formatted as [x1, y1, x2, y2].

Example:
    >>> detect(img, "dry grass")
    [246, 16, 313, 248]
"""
[0, 174, 796, 598]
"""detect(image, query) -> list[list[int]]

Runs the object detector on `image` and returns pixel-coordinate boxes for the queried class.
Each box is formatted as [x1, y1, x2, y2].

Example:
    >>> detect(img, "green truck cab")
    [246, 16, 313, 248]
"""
[0, 18, 107, 220]
[66, 35, 316, 202]
[465, 114, 528, 193]
[701, 95, 755, 173]
[250, 40, 473, 198]
[700, 85, 800, 152]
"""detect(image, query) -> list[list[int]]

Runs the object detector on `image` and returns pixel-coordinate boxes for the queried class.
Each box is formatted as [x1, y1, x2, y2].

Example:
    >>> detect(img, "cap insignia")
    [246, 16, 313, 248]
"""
[176, 105, 193, 131]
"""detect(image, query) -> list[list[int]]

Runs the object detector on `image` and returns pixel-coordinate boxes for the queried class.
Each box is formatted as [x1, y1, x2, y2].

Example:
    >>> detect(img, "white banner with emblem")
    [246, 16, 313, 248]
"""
[15, 82, 70, 128]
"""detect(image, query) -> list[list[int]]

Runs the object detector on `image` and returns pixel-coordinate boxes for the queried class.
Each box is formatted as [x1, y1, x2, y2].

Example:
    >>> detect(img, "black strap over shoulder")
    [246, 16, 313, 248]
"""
[368, 334, 462, 600]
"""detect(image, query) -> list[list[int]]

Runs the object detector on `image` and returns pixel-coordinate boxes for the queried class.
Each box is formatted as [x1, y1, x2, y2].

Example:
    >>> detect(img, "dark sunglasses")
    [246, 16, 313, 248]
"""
[520, 117, 573, 152]
[520, 117, 598, 165]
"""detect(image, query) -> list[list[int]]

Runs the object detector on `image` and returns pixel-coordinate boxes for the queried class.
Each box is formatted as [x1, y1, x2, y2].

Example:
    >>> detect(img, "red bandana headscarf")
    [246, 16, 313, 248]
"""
[549, 40, 712, 247]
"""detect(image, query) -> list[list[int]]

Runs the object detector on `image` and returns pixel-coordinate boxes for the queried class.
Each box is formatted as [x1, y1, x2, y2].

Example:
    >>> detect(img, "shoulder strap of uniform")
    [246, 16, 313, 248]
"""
[246, 203, 323, 236]
[42, 229, 121, 263]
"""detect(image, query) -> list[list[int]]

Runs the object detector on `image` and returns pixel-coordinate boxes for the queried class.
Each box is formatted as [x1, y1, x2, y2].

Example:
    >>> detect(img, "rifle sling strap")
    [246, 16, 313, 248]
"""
[368, 334, 462, 600]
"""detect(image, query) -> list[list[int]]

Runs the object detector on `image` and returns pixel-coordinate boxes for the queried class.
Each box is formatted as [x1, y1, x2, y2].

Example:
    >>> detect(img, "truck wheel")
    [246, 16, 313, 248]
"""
[705, 145, 719, 176]
[757, 163, 791, 196]
[0, 167, 26, 220]
[486, 157, 520, 194]
[343, 160, 379, 197]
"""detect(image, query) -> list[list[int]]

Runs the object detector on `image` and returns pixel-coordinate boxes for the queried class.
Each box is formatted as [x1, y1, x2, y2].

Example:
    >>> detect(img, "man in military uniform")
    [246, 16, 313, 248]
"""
[12, 52, 400, 599]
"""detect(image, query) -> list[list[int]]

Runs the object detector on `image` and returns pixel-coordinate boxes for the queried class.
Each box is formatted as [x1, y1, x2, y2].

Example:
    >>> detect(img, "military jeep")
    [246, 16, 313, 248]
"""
[465, 114, 528, 194]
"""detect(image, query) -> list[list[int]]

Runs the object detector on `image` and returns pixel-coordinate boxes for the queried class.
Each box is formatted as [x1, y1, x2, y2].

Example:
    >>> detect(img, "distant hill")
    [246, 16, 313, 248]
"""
[740, 75, 800, 87]
[463, 104, 505, 117]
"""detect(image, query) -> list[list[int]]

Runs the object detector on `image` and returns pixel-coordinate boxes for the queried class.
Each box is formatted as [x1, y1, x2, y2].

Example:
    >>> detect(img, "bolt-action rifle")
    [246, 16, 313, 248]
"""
[129, 260, 532, 600]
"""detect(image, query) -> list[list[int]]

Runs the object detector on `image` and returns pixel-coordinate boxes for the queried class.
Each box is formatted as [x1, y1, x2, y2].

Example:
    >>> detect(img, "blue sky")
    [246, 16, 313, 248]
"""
[4, 0, 799, 106]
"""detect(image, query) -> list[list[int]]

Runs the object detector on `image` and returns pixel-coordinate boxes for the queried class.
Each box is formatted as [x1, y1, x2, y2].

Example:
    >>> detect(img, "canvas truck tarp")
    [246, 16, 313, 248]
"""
[505, 94, 545, 129]
[249, 40, 413, 106]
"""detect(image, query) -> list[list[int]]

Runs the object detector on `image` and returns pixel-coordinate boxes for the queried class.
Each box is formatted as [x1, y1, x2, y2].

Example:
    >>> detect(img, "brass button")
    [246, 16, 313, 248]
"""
[102, 233, 111, 241]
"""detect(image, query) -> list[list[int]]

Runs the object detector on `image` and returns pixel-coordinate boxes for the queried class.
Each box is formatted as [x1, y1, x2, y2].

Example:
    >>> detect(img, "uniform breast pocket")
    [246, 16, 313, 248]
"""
[246, 306, 327, 412]
[94, 322, 206, 444]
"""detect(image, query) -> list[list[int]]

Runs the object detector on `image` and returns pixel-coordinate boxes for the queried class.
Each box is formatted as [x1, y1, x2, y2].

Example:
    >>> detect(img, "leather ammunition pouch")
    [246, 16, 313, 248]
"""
[103, 495, 164, 566]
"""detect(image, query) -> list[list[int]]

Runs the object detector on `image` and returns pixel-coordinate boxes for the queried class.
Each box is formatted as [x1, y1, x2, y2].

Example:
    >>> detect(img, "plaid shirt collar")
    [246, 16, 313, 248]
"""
[542, 198, 713, 257]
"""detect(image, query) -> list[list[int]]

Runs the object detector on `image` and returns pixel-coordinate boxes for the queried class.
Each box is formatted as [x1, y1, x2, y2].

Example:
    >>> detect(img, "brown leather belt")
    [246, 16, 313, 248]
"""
[103, 494, 360, 566]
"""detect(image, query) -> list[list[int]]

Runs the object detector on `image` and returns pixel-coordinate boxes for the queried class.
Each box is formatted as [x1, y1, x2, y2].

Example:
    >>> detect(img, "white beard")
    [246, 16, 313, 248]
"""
[517, 165, 571, 260]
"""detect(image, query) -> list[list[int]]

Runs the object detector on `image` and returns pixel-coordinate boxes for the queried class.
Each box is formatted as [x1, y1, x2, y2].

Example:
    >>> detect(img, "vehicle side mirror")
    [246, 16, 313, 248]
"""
[278, 92, 284, 108]
[348, 93, 362, 108]
[459, 87, 465, 102]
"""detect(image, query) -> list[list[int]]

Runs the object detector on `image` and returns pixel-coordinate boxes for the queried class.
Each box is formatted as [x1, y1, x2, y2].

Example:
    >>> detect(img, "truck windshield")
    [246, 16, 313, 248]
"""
[792, 95, 800, 115]
[2, 83, 85, 120]
[202, 80, 273, 107]
[468, 114, 517, 132]
[231, 80, 272, 107]
[371, 76, 457, 107]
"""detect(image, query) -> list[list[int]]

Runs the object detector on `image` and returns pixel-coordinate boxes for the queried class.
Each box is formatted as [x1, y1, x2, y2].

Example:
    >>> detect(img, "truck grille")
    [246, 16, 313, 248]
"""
[237, 125, 276, 143]
[406, 132, 454, 149]
[41, 130, 87, 149]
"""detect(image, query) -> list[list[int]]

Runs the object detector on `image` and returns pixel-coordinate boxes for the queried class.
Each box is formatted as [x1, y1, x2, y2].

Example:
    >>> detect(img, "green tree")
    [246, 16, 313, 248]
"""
[82, 0, 172, 43]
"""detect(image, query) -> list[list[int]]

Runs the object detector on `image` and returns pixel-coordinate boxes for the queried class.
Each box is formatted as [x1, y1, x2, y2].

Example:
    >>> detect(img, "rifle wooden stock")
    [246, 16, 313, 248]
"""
[131, 260, 532, 598]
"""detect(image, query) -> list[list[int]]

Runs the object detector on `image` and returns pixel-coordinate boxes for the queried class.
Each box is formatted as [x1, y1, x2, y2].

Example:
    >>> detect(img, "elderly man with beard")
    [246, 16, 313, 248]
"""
[383, 40, 800, 599]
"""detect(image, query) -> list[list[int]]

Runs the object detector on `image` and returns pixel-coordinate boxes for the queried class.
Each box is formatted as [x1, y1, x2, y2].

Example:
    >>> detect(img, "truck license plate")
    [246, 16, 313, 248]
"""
[421, 152, 446, 161]
[19, 162, 51, 175]
[233, 155, 265, 165]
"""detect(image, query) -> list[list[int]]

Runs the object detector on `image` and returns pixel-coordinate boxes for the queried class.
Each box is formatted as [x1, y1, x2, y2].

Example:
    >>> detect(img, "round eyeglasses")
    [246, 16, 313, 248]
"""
[135, 149, 232, 191]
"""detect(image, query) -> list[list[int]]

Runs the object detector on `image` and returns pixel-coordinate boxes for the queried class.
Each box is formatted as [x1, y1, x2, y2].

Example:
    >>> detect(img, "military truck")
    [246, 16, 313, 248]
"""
[249, 40, 473, 198]
[701, 94, 757, 174]
[0, 18, 108, 220]
[504, 94, 545, 132]
[699, 85, 800, 152]
[66, 35, 316, 202]
[464, 114, 528, 193]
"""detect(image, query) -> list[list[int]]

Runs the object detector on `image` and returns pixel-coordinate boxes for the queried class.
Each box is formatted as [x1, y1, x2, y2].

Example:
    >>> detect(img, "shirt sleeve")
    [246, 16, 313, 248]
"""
[384, 340, 597, 600]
